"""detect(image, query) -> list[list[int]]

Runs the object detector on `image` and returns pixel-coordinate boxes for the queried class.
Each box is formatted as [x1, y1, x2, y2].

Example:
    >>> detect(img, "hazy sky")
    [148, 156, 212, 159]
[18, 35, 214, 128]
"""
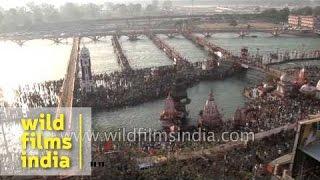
[1, 0, 319, 9]
[0, 0, 106, 8]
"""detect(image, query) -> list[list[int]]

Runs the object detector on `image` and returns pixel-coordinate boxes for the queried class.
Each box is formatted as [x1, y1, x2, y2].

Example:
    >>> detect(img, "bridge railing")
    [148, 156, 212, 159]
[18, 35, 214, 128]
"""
[56, 37, 81, 129]
[147, 32, 190, 66]
[111, 35, 132, 72]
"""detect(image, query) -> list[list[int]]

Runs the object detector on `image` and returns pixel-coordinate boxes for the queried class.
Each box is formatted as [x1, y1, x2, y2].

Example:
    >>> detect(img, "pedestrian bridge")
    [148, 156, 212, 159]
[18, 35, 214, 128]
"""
[56, 37, 80, 128]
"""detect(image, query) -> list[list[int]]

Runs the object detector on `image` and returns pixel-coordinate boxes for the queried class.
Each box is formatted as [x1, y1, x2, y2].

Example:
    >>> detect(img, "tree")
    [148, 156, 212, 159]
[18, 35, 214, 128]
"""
[80, 3, 102, 19]
[145, 4, 154, 15]
[279, 7, 290, 22]
[292, 6, 313, 15]
[127, 3, 142, 16]
[26, 2, 44, 24]
[162, 0, 173, 11]
[16, 7, 32, 26]
[260, 8, 290, 23]
[229, 19, 238, 27]
[60, 3, 83, 21]
[1, 8, 19, 30]
[41, 3, 60, 23]
[152, 0, 159, 10]
[313, 6, 320, 16]
[117, 4, 128, 16]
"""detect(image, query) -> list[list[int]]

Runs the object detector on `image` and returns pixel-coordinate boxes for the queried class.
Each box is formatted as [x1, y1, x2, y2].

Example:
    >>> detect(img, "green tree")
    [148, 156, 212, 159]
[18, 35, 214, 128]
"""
[313, 6, 320, 16]
[229, 19, 238, 27]
[80, 3, 102, 19]
[26, 2, 44, 24]
[152, 0, 159, 10]
[260, 8, 290, 23]
[292, 6, 313, 15]
[145, 4, 154, 15]
[117, 4, 128, 16]
[60, 3, 83, 21]
[279, 7, 290, 21]
[162, 0, 173, 11]
[127, 3, 142, 16]
[41, 4, 60, 23]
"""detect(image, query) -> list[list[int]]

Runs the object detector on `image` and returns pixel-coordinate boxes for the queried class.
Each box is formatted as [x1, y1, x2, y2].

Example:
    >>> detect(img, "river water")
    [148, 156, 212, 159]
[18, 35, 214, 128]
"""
[205, 32, 320, 56]
[0, 33, 319, 133]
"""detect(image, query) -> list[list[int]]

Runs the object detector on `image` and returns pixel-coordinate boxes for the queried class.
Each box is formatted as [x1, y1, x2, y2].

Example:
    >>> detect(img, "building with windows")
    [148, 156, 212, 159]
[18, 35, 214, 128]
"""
[300, 16, 316, 30]
[288, 15, 320, 31]
[288, 15, 300, 29]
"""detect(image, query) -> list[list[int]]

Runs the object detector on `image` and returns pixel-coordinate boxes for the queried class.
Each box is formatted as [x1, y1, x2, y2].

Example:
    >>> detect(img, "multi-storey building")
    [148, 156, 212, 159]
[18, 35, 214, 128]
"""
[288, 15, 320, 31]
[300, 16, 316, 30]
[288, 15, 300, 29]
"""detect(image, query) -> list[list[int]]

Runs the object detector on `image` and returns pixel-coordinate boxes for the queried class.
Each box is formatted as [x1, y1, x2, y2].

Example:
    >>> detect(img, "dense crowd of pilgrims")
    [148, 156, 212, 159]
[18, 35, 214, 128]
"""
[1, 45, 320, 177]
[13, 80, 63, 108]
[85, 66, 179, 108]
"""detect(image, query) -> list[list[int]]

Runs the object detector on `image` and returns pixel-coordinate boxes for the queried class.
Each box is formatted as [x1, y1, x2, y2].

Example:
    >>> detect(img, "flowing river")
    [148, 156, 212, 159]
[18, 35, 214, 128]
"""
[0, 32, 319, 134]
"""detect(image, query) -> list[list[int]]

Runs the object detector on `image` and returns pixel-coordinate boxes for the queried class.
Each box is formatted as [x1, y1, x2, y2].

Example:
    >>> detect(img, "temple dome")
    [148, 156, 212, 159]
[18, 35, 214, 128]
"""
[317, 80, 320, 91]
[203, 91, 220, 118]
[280, 73, 290, 82]
[298, 68, 307, 82]
[263, 83, 273, 89]
[300, 84, 316, 93]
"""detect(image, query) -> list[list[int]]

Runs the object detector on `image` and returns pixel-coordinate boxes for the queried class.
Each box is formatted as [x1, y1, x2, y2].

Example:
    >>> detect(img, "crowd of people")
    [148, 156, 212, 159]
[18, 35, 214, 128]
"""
[77, 63, 205, 109]
[2, 55, 319, 178]
[80, 65, 178, 108]
[238, 93, 320, 133]
[91, 128, 296, 179]
[285, 66, 320, 84]
[13, 80, 63, 108]
[8, 60, 238, 110]
[0, 121, 23, 173]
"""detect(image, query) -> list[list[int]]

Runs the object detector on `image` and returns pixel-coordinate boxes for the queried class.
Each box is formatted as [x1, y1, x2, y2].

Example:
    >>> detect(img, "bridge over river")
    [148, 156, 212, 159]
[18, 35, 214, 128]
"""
[54, 29, 319, 125]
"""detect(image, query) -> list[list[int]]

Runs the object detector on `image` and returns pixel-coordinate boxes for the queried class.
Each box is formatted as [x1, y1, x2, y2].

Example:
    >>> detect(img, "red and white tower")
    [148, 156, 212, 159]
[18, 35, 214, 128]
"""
[297, 68, 308, 86]
[198, 91, 222, 128]
[79, 46, 94, 93]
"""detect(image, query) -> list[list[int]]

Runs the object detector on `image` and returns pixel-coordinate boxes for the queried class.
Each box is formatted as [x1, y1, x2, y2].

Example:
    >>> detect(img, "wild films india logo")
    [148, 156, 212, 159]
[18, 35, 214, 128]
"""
[0, 107, 91, 176]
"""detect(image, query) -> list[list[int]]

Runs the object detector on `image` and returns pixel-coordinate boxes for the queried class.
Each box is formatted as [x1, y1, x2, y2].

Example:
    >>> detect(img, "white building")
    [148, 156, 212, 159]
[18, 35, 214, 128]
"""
[275, 74, 294, 97]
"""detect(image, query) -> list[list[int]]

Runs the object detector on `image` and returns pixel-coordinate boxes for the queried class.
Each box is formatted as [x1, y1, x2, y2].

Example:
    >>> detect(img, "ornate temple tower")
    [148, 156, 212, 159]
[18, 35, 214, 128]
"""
[316, 80, 320, 99]
[79, 46, 94, 93]
[160, 72, 191, 130]
[296, 68, 308, 86]
[161, 93, 177, 120]
[276, 73, 293, 97]
[198, 91, 222, 129]
[160, 93, 183, 130]
[275, 73, 294, 97]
